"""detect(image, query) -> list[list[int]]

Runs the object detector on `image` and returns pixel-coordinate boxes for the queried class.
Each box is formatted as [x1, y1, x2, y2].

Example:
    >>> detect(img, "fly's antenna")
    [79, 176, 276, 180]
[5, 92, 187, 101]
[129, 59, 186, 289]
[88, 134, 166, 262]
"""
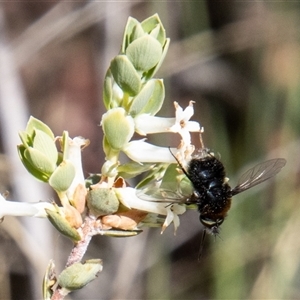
[198, 229, 207, 261]
[168, 147, 181, 166]
[168, 147, 191, 180]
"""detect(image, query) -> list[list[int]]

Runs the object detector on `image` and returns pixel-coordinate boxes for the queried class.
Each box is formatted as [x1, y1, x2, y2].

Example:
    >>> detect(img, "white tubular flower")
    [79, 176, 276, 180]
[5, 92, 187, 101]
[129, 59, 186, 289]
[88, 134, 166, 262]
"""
[123, 140, 177, 163]
[66, 137, 88, 199]
[168, 101, 201, 145]
[115, 187, 186, 232]
[134, 101, 201, 142]
[0, 194, 54, 219]
[134, 114, 176, 135]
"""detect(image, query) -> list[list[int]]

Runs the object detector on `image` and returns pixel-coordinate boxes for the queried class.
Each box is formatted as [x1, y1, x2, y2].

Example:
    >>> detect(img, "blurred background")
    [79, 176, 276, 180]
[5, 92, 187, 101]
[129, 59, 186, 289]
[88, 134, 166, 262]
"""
[0, 1, 298, 299]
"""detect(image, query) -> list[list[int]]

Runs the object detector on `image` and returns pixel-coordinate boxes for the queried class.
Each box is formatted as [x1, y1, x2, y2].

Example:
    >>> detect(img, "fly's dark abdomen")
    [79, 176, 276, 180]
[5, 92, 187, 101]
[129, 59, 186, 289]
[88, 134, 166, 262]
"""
[195, 181, 232, 213]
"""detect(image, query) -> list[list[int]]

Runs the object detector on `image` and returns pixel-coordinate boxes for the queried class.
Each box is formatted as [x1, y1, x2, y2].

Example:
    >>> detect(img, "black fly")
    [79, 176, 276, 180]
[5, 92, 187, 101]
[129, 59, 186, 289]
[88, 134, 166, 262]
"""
[137, 138, 286, 257]
[172, 150, 286, 236]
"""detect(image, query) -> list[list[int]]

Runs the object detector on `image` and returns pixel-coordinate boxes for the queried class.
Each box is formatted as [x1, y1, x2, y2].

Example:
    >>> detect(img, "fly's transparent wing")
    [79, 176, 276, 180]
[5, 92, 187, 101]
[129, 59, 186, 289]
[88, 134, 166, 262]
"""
[136, 181, 187, 204]
[231, 158, 286, 196]
[136, 163, 193, 204]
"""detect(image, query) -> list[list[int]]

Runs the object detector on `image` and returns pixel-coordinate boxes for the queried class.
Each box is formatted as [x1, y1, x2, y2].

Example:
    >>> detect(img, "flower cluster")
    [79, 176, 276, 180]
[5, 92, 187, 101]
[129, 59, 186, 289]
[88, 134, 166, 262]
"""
[0, 14, 203, 236]
[0, 14, 202, 298]
[99, 14, 201, 233]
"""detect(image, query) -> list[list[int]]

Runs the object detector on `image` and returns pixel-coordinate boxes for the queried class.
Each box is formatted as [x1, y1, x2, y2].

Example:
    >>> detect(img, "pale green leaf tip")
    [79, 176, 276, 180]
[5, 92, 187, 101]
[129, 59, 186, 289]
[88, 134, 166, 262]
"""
[58, 259, 103, 291]
[102, 108, 135, 150]
[49, 160, 76, 192]
[46, 208, 81, 242]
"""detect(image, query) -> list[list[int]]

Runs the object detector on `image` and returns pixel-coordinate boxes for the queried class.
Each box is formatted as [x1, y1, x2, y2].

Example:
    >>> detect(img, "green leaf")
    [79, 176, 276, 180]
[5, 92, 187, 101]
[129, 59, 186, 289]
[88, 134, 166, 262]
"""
[42, 260, 56, 300]
[141, 14, 166, 45]
[101, 108, 135, 150]
[135, 163, 169, 189]
[126, 35, 162, 72]
[128, 79, 164, 116]
[18, 131, 32, 148]
[26, 116, 55, 140]
[46, 208, 81, 242]
[49, 160, 75, 192]
[24, 147, 56, 175]
[102, 136, 119, 160]
[130, 23, 146, 43]
[17, 145, 50, 182]
[117, 161, 155, 179]
[33, 130, 58, 165]
[144, 38, 170, 79]
[103, 70, 125, 110]
[142, 79, 164, 115]
[110, 55, 141, 96]
[103, 70, 113, 110]
[58, 259, 103, 291]
[122, 17, 141, 52]
[100, 229, 142, 237]
[148, 24, 161, 40]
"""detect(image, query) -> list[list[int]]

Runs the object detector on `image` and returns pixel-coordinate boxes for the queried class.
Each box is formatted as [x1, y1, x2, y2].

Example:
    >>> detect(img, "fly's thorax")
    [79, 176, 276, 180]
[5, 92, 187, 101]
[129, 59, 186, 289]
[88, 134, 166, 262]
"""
[187, 155, 226, 189]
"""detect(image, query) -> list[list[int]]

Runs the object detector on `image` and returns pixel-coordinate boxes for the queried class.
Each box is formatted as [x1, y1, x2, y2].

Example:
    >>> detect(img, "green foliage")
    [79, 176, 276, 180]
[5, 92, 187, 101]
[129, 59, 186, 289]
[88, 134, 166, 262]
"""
[48, 160, 75, 193]
[101, 107, 135, 151]
[101, 14, 171, 180]
[87, 188, 119, 217]
[58, 259, 103, 292]
[45, 207, 81, 242]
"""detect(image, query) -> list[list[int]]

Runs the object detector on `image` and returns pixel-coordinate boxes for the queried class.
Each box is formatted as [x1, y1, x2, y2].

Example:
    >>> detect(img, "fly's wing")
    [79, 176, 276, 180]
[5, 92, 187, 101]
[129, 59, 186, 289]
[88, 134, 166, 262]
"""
[136, 181, 187, 204]
[231, 158, 286, 196]
[136, 163, 193, 204]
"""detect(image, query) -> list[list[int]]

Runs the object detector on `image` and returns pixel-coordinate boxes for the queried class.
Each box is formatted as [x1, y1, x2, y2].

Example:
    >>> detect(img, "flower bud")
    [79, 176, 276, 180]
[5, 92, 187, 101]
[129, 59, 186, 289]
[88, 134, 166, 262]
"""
[58, 259, 103, 292]
[18, 121, 58, 182]
[87, 188, 119, 217]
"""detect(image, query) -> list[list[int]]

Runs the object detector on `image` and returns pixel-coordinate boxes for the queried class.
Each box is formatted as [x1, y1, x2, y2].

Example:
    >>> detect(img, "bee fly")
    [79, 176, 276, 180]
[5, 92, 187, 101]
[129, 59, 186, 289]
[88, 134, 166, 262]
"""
[170, 140, 286, 256]
[172, 150, 285, 232]
[137, 135, 286, 257]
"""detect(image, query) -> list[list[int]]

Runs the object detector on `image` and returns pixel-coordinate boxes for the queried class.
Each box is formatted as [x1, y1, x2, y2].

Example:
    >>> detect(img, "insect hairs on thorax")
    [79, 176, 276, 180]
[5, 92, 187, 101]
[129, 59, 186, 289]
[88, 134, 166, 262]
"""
[186, 150, 232, 215]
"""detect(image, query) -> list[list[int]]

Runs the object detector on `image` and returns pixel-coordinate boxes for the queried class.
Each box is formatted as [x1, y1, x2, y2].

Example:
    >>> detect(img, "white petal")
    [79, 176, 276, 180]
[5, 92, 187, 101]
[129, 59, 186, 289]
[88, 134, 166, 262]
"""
[178, 128, 191, 145]
[185, 121, 201, 132]
[123, 140, 176, 163]
[66, 137, 87, 199]
[0, 194, 54, 218]
[161, 207, 175, 233]
[135, 114, 175, 135]
[182, 101, 195, 121]
[116, 187, 169, 215]
[172, 213, 180, 232]
[174, 102, 183, 120]
[115, 187, 186, 232]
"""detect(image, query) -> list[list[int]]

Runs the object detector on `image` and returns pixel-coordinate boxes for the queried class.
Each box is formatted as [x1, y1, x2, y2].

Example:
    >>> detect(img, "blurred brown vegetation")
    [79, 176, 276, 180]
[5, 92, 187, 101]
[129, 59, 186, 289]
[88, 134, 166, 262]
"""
[0, 1, 299, 299]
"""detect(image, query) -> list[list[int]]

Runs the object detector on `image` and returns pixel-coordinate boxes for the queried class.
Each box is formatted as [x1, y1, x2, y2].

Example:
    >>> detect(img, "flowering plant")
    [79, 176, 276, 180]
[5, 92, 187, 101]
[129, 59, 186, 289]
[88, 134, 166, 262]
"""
[0, 14, 201, 299]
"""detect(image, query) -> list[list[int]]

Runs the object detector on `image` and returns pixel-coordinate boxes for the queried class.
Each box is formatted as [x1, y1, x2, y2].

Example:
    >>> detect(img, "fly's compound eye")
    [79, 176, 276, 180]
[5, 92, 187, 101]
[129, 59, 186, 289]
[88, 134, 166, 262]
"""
[200, 216, 224, 229]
